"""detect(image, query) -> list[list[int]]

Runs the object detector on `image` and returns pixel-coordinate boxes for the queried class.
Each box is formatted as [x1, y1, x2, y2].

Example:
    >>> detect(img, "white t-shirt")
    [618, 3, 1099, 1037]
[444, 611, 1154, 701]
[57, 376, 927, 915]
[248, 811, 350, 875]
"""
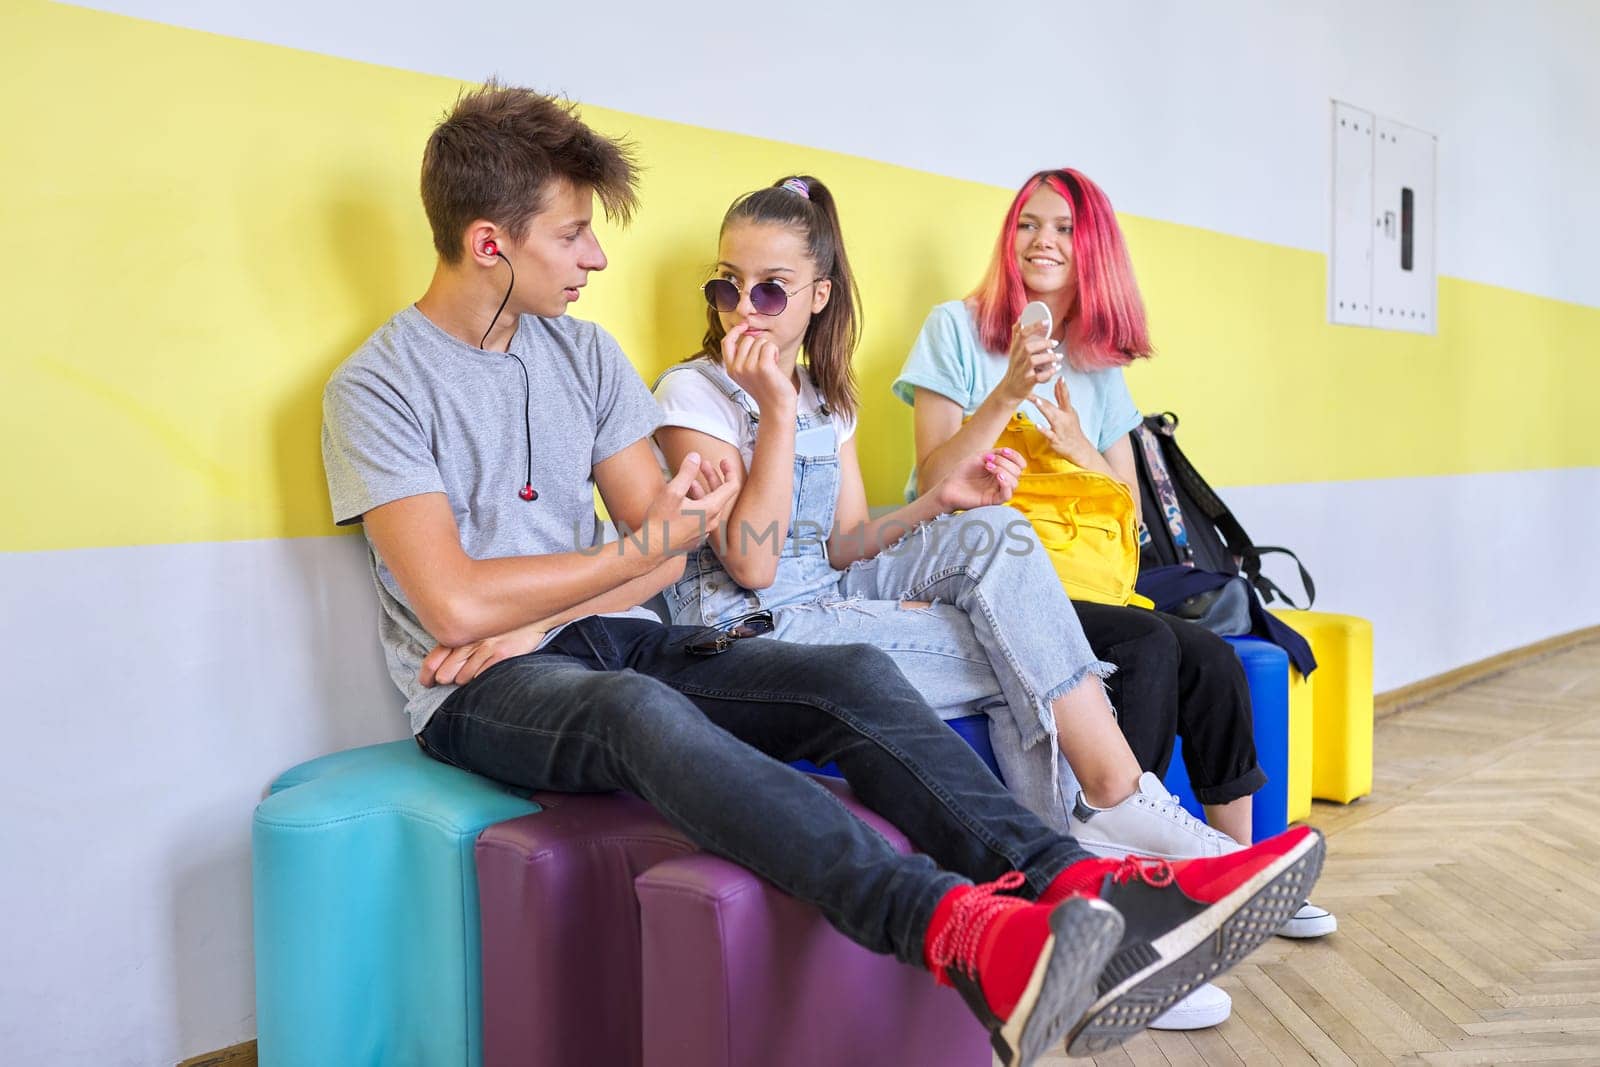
[653, 357, 857, 466]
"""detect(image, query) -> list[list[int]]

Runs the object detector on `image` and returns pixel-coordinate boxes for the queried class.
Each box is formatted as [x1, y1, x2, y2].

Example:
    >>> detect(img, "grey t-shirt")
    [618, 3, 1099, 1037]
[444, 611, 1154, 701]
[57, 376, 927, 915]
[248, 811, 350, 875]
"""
[322, 305, 664, 733]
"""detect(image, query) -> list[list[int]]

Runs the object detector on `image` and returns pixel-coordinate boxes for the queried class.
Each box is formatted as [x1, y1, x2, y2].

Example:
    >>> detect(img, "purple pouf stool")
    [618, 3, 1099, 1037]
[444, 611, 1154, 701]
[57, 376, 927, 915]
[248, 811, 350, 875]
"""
[634, 778, 989, 1067]
[475, 780, 989, 1067]
[475, 792, 698, 1067]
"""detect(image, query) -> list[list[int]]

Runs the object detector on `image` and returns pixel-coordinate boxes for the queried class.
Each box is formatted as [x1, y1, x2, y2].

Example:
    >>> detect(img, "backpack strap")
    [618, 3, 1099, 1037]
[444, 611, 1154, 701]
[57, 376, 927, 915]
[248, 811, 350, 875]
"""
[1148, 412, 1317, 609]
[1243, 546, 1317, 610]
[1131, 419, 1194, 563]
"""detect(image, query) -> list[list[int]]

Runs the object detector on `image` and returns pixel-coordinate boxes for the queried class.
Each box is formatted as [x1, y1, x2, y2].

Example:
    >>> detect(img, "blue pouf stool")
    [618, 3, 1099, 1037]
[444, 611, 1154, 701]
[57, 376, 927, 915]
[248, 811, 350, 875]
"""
[817, 640, 1290, 844]
[1162, 636, 1291, 842]
[792, 709, 1005, 782]
[253, 740, 539, 1067]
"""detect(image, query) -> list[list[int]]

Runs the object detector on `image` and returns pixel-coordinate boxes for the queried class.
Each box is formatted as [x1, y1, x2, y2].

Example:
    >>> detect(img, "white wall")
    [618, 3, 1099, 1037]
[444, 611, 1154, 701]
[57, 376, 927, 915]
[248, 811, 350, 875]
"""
[12, 2, 1599, 1063]
[1229, 468, 1600, 690]
[0, 539, 403, 1064]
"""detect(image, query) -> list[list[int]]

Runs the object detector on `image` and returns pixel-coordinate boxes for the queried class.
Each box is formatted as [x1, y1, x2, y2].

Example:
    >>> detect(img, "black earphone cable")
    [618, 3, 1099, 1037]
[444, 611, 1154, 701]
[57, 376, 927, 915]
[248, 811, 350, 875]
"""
[481, 250, 537, 502]
[480, 252, 515, 349]
[506, 350, 536, 501]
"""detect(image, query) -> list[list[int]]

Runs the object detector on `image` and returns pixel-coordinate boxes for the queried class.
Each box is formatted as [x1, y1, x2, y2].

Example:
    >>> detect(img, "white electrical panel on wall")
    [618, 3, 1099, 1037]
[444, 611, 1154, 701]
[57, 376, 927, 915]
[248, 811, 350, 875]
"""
[1329, 101, 1437, 334]
[1330, 102, 1375, 326]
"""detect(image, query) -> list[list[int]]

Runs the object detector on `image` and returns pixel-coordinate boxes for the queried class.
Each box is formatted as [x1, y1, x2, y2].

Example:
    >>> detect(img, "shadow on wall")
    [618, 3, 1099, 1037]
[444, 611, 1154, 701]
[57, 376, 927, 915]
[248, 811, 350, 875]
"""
[162, 535, 402, 1060]
[851, 224, 981, 499]
[267, 191, 420, 753]
[290, 535, 407, 754]
[646, 242, 714, 379]
[266, 187, 425, 538]
[169, 821, 255, 1059]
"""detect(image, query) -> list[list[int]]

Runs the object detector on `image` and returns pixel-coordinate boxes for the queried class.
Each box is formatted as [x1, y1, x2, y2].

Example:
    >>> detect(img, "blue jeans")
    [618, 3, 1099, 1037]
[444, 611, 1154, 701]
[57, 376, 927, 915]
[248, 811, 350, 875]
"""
[769, 506, 1113, 734]
[674, 506, 1113, 740]
[418, 615, 1090, 963]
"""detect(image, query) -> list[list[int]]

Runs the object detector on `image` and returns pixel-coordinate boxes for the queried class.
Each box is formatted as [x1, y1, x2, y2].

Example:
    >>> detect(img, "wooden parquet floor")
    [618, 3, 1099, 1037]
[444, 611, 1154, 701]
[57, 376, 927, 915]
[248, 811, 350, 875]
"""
[1050, 638, 1600, 1066]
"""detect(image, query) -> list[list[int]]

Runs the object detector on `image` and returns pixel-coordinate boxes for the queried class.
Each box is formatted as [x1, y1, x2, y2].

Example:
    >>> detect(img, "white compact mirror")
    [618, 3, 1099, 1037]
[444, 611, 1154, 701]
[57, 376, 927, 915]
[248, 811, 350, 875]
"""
[1018, 300, 1052, 337]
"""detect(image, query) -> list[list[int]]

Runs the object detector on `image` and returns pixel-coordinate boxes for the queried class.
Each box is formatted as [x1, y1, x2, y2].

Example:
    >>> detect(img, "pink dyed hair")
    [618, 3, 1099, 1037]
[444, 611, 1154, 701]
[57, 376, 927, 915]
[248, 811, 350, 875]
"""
[968, 169, 1153, 370]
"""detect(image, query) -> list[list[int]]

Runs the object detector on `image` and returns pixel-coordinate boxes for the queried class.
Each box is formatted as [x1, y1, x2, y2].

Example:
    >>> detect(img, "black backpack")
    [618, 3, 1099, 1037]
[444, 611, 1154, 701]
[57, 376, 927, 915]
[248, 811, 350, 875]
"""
[1130, 412, 1315, 610]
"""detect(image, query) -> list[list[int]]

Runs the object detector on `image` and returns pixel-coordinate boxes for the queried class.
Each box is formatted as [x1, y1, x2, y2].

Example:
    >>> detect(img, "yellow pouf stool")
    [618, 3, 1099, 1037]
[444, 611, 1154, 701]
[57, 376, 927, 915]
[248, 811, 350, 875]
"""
[1272, 610, 1374, 804]
[1286, 666, 1313, 822]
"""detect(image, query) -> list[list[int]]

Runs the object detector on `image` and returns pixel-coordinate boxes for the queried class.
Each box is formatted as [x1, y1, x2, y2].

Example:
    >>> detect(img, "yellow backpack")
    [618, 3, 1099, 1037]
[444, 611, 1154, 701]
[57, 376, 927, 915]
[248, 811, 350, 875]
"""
[990, 413, 1150, 608]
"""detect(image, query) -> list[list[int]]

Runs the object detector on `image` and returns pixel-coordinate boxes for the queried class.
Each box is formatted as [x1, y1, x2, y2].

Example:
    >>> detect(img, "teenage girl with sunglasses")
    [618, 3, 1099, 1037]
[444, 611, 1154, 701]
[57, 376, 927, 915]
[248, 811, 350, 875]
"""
[650, 176, 1252, 1029]
[893, 167, 1334, 941]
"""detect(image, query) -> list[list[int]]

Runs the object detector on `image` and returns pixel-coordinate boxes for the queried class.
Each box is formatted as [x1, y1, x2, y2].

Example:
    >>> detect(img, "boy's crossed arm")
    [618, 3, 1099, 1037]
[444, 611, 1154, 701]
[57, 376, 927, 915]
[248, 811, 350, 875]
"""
[361, 440, 736, 683]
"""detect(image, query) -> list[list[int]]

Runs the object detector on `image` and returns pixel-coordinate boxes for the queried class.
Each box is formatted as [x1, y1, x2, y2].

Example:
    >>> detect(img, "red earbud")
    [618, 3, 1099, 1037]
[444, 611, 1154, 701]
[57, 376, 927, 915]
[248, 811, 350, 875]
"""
[483, 241, 499, 257]
[519, 484, 537, 501]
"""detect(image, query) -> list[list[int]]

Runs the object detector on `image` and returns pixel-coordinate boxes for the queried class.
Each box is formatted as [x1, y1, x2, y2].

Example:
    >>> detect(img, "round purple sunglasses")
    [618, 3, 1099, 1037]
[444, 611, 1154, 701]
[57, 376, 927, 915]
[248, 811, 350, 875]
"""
[702, 277, 820, 317]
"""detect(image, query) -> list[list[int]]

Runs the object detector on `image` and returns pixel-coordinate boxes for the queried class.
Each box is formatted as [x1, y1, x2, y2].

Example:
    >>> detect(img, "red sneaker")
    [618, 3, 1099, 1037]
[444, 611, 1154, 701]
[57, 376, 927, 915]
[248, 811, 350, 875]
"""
[924, 872, 1125, 1067]
[1043, 825, 1326, 1056]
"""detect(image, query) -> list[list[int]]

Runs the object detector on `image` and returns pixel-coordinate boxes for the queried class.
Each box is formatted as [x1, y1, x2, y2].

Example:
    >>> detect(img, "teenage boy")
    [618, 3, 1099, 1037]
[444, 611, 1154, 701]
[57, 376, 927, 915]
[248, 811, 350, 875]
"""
[320, 81, 1324, 1066]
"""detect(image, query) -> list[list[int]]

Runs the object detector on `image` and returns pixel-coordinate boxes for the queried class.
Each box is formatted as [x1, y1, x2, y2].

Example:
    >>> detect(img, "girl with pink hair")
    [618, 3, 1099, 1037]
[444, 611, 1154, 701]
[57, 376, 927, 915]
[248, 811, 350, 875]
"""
[894, 168, 1335, 945]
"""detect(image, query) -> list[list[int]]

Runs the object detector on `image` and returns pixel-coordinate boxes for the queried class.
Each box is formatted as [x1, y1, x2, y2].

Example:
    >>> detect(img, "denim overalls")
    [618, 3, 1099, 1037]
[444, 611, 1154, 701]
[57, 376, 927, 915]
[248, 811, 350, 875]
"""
[661, 361, 845, 626]
[654, 359, 1117, 832]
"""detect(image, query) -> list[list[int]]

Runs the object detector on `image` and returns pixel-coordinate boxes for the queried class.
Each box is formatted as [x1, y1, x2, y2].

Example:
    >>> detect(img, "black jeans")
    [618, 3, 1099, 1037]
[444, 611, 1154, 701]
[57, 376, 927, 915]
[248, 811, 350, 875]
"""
[418, 616, 1090, 963]
[1074, 603, 1266, 805]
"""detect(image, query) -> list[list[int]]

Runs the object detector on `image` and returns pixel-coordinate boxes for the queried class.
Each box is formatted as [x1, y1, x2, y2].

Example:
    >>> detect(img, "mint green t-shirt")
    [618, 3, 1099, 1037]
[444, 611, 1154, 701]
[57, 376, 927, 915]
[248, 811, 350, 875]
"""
[892, 300, 1142, 500]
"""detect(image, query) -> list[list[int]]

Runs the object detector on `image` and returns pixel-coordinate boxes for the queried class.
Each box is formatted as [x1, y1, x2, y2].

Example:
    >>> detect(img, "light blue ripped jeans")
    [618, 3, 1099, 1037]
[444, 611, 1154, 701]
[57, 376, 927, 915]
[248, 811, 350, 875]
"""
[658, 362, 1115, 830]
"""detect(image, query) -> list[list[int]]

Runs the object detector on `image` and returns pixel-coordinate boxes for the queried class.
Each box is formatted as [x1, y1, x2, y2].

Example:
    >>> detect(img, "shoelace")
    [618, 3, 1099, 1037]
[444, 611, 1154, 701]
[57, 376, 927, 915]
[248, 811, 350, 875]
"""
[1143, 785, 1197, 821]
[927, 871, 1027, 979]
[1112, 855, 1176, 888]
[1144, 787, 1238, 846]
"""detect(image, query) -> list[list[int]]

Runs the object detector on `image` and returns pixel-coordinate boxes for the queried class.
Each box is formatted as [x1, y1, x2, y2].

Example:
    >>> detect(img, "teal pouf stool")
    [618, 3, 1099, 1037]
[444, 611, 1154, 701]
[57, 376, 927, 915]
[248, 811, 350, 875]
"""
[253, 740, 539, 1067]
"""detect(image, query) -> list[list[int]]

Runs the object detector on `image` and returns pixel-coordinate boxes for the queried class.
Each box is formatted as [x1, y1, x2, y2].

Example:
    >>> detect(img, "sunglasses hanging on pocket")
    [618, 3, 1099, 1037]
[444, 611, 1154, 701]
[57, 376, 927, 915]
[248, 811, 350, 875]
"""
[681, 610, 776, 656]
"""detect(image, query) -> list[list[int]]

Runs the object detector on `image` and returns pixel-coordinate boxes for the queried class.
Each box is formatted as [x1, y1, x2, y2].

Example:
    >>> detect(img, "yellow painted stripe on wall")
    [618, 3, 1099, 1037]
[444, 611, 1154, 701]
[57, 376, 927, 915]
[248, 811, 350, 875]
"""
[1122, 220, 1600, 488]
[3, 0, 1597, 553]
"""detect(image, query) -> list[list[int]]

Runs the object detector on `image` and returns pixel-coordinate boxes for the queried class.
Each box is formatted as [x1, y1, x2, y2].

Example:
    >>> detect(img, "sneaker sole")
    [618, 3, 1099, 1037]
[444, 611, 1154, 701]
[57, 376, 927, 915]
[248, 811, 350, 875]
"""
[1065, 829, 1326, 1057]
[992, 896, 1125, 1067]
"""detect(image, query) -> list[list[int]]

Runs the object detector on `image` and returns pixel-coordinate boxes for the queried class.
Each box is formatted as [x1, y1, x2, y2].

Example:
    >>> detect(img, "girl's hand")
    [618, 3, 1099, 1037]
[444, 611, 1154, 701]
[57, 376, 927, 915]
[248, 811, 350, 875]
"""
[685, 453, 739, 503]
[1031, 377, 1097, 465]
[420, 622, 548, 688]
[722, 322, 796, 415]
[999, 319, 1060, 404]
[933, 448, 1026, 512]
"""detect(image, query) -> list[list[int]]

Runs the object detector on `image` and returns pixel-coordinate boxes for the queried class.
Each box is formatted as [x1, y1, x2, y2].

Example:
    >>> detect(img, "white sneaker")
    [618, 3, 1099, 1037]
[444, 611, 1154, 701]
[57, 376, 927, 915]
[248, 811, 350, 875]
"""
[1071, 774, 1339, 940]
[1278, 901, 1337, 938]
[1069, 772, 1242, 860]
[1148, 982, 1231, 1030]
